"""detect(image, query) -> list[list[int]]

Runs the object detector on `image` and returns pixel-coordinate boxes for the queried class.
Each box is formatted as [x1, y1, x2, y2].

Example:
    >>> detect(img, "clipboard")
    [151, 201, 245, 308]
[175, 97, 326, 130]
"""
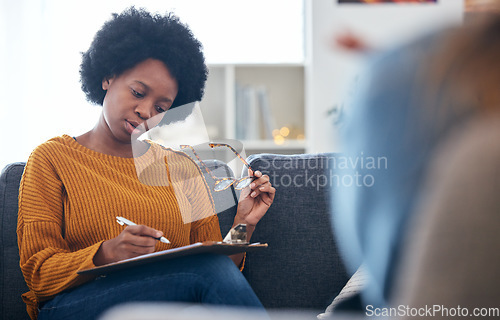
[78, 241, 268, 276]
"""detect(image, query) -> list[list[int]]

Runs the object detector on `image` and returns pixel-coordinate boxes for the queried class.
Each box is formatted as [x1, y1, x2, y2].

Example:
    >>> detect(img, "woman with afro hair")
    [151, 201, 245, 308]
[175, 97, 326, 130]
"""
[17, 7, 275, 320]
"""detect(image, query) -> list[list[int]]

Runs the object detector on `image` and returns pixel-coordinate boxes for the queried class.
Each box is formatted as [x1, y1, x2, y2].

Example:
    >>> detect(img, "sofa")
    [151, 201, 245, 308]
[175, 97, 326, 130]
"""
[0, 153, 351, 320]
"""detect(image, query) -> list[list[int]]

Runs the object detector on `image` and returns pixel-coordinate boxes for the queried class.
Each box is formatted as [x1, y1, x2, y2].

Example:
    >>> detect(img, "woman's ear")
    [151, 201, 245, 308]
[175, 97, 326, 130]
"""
[102, 77, 114, 90]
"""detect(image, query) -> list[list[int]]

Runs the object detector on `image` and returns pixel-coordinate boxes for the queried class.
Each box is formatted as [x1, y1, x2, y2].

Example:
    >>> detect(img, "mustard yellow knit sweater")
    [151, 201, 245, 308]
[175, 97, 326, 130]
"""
[17, 135, 222, 319]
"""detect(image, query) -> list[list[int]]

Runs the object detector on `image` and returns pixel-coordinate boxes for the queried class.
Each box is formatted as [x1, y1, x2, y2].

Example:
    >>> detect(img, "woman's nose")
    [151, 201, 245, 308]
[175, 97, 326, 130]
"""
[135, 103, 153, 120]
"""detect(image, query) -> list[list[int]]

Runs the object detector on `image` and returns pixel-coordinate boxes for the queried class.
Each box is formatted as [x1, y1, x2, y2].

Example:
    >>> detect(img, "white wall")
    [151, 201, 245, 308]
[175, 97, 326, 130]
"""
[306, 0, 464, 154]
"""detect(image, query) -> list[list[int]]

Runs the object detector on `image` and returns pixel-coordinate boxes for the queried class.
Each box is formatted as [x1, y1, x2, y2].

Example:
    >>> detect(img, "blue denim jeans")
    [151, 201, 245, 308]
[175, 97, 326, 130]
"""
[38, 254, 263, 320]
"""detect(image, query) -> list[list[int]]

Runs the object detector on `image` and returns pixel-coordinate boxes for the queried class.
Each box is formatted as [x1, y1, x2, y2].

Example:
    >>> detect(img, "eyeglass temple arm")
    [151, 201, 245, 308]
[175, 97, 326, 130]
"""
[179, 145, 220, 181]
[208, 143, 254, 172]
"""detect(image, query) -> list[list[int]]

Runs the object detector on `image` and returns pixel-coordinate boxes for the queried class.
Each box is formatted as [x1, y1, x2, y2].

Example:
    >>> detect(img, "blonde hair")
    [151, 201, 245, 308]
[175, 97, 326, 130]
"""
[466, 0, 500, 13]
[386, 14, 500, 156]
[412, 15, 500, 133]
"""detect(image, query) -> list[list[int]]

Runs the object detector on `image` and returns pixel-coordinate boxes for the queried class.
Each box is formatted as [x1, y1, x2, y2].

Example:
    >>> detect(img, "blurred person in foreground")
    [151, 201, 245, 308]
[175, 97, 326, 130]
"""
[332, 8, 500, 314]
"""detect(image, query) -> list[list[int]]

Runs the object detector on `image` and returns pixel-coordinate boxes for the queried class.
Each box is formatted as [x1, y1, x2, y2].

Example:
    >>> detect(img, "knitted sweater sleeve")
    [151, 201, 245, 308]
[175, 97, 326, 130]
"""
[17, 145, 100, 302]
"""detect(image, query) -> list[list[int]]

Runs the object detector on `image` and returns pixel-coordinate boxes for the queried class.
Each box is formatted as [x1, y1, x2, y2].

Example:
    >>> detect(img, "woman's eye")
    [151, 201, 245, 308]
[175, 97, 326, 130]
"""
[155, 106, 167, 113]
[131, 89, 144, 98]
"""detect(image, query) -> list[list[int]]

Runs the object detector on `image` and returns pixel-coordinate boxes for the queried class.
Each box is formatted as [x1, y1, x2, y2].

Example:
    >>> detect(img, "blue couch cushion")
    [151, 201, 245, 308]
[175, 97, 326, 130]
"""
[243, 153, 349, 310]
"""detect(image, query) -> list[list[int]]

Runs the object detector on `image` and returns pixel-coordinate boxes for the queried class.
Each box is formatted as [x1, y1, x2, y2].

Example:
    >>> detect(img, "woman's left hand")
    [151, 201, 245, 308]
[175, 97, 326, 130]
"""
[234, 170, 276, 228]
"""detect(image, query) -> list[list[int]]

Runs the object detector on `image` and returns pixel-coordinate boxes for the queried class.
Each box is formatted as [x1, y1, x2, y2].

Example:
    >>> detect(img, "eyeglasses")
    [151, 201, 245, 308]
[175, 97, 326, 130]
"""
[180, 143, 254, 192]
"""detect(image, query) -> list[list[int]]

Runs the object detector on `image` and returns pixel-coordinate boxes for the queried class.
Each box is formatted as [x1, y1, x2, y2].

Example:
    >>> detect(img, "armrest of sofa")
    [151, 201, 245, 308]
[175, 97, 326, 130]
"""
[1, 162, 30, 319]
[241, 153, 349, 310]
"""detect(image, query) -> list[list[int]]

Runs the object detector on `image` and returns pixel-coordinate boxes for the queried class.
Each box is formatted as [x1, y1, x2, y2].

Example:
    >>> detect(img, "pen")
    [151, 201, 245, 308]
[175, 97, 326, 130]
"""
[116, 216, 170, 244]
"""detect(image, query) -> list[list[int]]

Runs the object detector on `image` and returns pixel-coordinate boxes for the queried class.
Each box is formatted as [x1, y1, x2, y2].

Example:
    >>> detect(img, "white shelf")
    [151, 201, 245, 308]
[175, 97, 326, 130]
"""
[241, 139, 306, 151]
[200, 63, 307, 156]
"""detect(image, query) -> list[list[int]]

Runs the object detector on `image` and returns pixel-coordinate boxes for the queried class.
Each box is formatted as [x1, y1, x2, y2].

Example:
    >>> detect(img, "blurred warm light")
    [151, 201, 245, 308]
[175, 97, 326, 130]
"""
[272, 129, 280, 137]
[297, 134, 305, 140]
[274, 135, 285, 145]
[279, 126, 290, 137]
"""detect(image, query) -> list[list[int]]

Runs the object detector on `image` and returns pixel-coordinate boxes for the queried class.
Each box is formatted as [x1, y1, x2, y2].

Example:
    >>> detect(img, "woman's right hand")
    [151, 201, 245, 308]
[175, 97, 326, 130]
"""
[93, 225, 164, 266]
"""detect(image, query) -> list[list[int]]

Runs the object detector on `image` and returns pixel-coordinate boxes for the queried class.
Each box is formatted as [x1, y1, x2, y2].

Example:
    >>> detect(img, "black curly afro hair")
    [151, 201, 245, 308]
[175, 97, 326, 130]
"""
[80, 7, 207, 109]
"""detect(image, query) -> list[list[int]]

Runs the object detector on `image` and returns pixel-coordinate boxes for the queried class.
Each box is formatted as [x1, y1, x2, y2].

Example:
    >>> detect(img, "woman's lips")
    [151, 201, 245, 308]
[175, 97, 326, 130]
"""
[125, 120, 141, 135]
[125, 119, 150, 135]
